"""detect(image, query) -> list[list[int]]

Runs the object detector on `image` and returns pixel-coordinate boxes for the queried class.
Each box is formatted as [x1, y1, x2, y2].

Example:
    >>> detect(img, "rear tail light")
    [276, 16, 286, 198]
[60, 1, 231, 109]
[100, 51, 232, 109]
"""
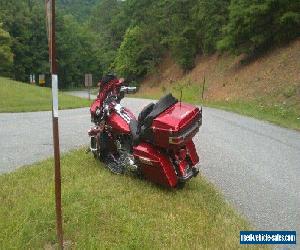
[169, 119, 201, 145]
[178, 160, 187, 176]
[179, 148, 187, 159]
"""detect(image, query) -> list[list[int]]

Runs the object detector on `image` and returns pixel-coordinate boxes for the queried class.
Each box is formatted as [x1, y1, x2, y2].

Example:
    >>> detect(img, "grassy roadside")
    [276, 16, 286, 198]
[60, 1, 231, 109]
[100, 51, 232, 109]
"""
[0, 148, 261, 249]
[0, 77, 91, 112]
[133, 82, 300, 131]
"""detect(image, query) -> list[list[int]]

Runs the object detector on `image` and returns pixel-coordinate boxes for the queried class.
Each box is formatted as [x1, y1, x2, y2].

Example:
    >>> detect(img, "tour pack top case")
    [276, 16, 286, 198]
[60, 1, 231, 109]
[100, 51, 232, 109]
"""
[139, 94, 202, 149]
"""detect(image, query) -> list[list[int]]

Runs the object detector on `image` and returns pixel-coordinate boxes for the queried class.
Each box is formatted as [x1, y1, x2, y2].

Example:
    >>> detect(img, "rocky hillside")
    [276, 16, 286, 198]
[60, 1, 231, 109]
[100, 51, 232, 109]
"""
[138, 39, 300, 130]
[141, 39, 300, 111]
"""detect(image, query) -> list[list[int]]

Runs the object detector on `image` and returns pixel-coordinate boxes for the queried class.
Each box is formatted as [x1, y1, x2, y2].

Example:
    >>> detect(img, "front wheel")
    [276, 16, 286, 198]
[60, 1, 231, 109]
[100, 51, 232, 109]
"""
[91, 133, 107, 161]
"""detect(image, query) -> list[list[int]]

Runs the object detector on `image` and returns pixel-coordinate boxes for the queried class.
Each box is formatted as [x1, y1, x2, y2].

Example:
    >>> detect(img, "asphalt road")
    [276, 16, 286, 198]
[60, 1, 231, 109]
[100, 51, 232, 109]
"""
[1, 93, 299, 233]
[0, 108, 90, 173]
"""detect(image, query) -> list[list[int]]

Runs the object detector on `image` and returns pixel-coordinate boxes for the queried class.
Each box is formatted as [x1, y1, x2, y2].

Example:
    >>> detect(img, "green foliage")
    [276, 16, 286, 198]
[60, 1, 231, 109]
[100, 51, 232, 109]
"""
[169, 36, 196, 70]
[114, 26, 162, 79]
[0, 0, 34, 81]
[0, 23, 13, 76]
[0, 0, 102, 88]
[193, 0, 230, 54]
[0, 0, 299, 86]
[89, 0, 127, 73]
[58, 0, 101, 21]
[56, 15, 101, 88]
[218, 0, 300, 55]
[154, 0, 198, 70]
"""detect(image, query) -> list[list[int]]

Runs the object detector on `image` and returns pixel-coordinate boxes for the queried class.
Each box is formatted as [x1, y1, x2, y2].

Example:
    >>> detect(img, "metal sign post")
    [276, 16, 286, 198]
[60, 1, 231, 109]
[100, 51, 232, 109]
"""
[85, 73, 93, 100]
[46, 0, 63, 248]
[39, 74, 46, 86]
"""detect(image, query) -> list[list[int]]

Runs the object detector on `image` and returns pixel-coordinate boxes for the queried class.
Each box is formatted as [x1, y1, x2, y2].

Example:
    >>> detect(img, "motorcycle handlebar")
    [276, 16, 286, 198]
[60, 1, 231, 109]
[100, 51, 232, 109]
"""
[120, 86, 137, 94]
[99, 85, 137, 119]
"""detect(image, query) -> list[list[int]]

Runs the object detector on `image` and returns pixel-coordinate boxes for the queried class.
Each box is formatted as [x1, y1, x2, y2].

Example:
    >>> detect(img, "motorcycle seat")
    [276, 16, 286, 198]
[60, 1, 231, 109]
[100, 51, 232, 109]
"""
[138, 102, 155, 122]
[129, 119, 140, 146]
[130, 103, 154, 146]
[138, 102, 155, 130]
[130, 94, 178, 146]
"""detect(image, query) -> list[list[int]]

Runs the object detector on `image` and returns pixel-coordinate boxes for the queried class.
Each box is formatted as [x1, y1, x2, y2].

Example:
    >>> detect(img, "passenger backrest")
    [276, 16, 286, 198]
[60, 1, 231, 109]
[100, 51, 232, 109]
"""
[138, 103, 155, 124]
[143, 93, 178, 128]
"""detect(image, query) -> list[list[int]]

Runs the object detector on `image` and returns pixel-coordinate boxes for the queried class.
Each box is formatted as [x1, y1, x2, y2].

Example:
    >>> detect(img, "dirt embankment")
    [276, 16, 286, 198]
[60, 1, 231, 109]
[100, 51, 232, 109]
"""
[140, 38, 300, 109]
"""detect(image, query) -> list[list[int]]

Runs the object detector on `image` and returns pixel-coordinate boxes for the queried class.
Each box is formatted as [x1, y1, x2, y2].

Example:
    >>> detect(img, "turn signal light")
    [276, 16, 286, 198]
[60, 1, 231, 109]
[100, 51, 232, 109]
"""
[169, 136, 184, 145]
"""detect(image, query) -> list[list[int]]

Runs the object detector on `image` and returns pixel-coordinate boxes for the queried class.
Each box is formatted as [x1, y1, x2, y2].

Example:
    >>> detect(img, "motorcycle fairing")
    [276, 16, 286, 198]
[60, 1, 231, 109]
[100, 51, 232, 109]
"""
[106, 111, 129, 133]
[133, 142, 178, 188]
[106, 105, 137, 134]
[90, 98, 101, 120]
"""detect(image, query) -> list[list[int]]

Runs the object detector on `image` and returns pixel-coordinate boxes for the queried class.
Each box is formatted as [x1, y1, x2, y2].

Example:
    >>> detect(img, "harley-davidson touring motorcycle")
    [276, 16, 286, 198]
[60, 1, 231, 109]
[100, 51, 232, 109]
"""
[88, 74, 202, 188]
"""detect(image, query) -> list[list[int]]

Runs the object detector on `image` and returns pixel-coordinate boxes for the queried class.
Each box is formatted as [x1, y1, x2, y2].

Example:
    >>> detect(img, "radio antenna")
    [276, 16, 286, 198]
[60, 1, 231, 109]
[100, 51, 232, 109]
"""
[201, 76, 206, 101]
[180, 88, 183, 108]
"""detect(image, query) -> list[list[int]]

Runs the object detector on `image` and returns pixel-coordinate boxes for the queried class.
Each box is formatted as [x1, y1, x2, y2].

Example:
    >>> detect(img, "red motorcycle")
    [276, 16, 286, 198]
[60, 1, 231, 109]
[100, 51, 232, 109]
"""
[89, 74, 202, 188]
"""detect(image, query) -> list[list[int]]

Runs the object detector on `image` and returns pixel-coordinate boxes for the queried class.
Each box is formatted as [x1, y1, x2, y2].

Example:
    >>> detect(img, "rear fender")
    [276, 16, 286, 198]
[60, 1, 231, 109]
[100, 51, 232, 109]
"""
[185, 140, 199, 166]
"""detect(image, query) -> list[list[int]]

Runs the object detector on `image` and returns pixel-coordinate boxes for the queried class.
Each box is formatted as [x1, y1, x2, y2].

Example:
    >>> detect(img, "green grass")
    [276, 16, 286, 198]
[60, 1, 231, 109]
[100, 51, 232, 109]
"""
[204, 100, 300, 130]
[0, 149, 261, 249]
[133, 82, 300, 131]
[0, 77, 91, 112]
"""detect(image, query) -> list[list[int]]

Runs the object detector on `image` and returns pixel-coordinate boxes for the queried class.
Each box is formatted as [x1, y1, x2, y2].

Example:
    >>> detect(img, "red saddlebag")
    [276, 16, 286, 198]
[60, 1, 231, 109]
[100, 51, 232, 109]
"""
[133, 142, 178, 188]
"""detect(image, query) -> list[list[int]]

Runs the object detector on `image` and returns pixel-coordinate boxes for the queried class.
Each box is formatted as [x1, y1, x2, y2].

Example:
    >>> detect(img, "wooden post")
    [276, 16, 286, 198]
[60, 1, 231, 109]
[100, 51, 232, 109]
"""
[46, 0, 63, 248]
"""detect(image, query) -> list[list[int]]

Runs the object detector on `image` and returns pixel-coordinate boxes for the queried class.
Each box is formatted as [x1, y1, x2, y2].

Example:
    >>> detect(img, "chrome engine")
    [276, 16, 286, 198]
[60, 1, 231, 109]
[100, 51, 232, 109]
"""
[115, 137, 138, 173]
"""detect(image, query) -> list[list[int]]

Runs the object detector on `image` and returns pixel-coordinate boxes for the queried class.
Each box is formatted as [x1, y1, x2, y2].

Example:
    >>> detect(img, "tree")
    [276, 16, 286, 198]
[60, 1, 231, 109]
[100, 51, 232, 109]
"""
[57, 14, 102, 88]
[217, 0, 300, 55]
[1, 0, 299, 85]
[193, 0, 230, 54]
[58, 0, 101, 21]
[159, 0, 198, 70]
[89, 0, 128, 72]
[0, 23, 13, 76]
[114, 26, 162, 79]
[28, 4, 49, 78]
[0, 0, 33, 81]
